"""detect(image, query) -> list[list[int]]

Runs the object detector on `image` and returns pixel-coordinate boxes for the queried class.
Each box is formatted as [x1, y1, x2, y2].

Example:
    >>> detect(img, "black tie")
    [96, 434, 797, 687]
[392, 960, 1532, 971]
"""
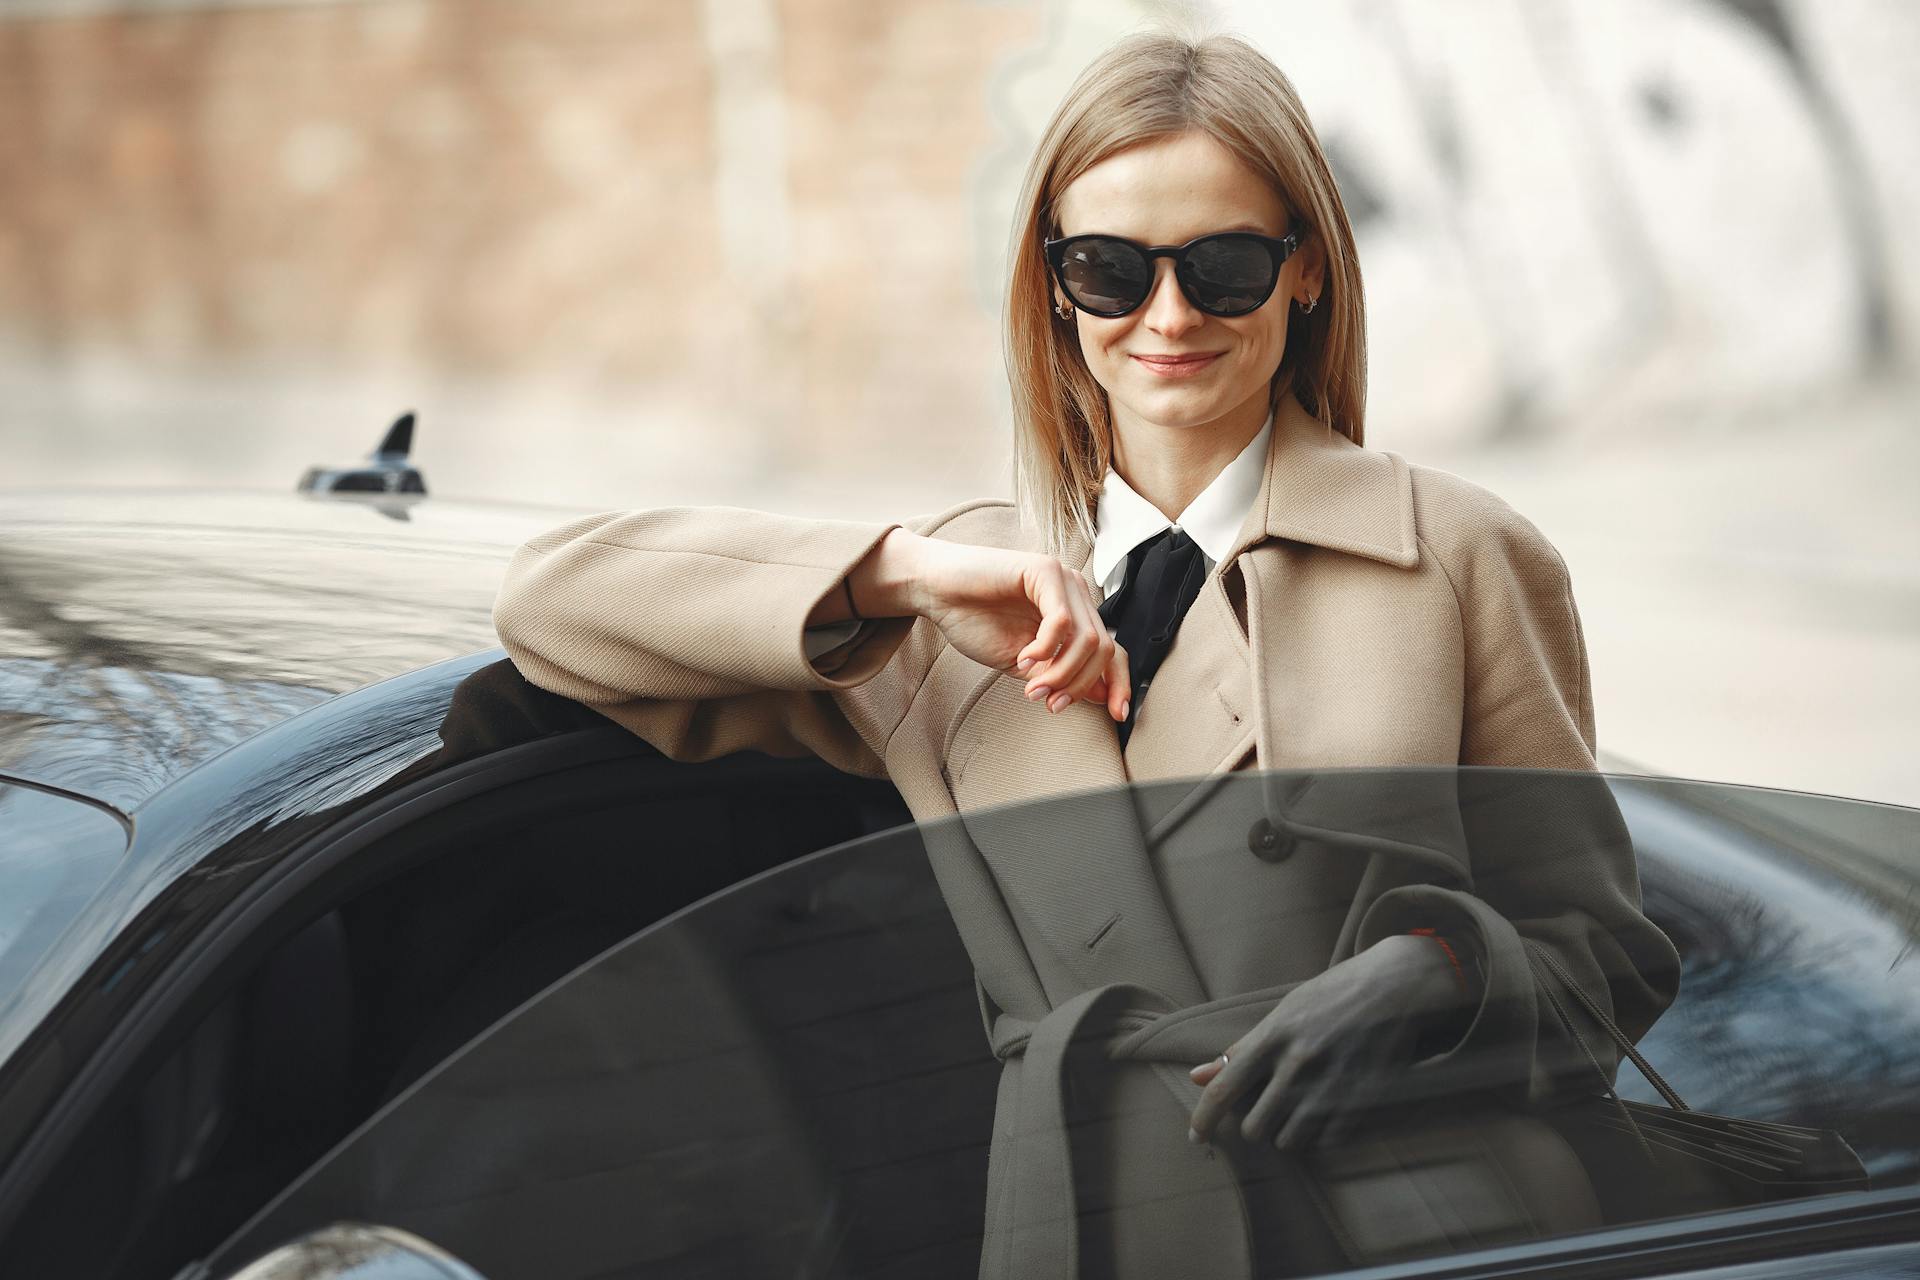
[1097, 525, 1207, 750]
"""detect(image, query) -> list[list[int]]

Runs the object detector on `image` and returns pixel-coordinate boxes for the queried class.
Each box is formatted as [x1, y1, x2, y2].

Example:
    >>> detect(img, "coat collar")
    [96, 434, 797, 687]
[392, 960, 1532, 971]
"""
[1062, 390, 1419, 586]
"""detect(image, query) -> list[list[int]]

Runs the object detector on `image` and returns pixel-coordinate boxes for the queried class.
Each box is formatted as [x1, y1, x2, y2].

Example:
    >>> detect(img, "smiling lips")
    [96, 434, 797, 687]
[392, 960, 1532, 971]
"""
[1132, 352, 1223, 377]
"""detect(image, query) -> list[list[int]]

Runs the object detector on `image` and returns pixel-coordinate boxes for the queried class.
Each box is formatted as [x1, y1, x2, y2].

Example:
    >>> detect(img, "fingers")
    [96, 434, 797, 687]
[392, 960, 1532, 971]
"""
[1051, 602, 1114, 711]
[1241, 1048, 1316, 1145]
[1022, 569, 1110, 713]
[1260, 1039, 1380, 1150]
[1187, 1038, 1264, 1143]
[1190, 1042, 1339, 1150]
[1279, 1037, 1401, 1151]
[1105, 631, 1132, 723]
[1015, 568, 1078, 674]
[1272, 1076, 1342, 1151]
[1007, 559, 1125, 721]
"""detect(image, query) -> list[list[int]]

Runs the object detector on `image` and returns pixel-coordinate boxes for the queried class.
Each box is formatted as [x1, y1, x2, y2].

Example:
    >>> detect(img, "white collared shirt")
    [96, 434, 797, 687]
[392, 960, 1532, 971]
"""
[1090, 404, 1273, 601]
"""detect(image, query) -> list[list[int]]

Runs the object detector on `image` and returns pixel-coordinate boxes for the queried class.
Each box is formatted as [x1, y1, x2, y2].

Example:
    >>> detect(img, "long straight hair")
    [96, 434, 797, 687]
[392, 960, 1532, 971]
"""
[1004, 30, 1368, 558]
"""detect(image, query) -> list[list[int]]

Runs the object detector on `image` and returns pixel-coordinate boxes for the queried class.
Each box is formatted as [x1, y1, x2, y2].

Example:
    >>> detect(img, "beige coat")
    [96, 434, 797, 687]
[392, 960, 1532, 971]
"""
[491, 391, 1681, 1276]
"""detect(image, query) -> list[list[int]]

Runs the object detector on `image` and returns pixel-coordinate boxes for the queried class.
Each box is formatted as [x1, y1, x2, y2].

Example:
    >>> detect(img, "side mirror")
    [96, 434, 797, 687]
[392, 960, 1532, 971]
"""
[212, 1221, 487, 1280]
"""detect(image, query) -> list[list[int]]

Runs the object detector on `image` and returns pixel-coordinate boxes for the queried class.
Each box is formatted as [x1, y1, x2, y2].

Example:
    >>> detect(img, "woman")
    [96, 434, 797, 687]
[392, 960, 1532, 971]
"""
[492, 29, 1680, 1279]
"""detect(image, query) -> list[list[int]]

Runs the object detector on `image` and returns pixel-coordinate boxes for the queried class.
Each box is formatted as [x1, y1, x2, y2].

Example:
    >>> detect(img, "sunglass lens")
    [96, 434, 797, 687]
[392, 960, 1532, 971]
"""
[1057, 238, 1150, 315]
[1181, 236, 1276, 314]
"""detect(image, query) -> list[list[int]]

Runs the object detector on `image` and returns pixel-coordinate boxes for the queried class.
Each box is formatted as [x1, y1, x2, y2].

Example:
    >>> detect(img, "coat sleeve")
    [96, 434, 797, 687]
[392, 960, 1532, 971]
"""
[1354, 500, 1683, 1106]
[490, 504, 954, 781]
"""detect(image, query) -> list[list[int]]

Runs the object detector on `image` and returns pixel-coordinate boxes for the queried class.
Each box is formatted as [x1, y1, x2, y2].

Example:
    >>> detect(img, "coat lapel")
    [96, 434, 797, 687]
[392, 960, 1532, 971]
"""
[943, 515, 1210, 1004]
[1233, 394, 1420, 774]
[1121, 394, 1420, 817]
[942, 393, 1422, 1006]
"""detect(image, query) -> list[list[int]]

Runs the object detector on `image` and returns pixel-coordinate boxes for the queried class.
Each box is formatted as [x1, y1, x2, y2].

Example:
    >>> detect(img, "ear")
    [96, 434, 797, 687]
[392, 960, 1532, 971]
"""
[1297, 236, 1328, 303]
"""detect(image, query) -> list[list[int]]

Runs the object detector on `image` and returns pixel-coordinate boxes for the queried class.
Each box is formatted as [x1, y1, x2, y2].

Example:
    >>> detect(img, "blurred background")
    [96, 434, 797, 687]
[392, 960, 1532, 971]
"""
[1, 0, 1916, 807]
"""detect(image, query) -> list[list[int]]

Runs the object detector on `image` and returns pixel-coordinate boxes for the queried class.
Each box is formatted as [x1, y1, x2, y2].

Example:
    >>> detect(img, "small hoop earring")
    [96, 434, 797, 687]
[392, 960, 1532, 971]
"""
[1298, 294, 1318, 315]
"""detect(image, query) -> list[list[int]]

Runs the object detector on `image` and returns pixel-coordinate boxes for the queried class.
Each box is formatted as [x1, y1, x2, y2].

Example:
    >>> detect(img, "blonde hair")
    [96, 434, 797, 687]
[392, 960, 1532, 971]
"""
[1003, 29, 1368, 558]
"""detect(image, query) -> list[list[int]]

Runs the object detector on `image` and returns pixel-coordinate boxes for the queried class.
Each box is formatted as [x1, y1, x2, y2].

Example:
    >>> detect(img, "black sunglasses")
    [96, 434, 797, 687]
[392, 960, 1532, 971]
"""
[1043, 226, 1303, 318]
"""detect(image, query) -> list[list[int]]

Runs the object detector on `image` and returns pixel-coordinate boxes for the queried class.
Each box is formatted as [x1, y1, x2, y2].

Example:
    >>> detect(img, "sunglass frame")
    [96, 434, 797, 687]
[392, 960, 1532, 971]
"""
[1042, 227, 1304, 318]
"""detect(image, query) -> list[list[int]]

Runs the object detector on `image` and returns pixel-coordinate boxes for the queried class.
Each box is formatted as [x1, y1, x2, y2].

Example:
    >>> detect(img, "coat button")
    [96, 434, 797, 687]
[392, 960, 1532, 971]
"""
[1247, 817, 1293, 863]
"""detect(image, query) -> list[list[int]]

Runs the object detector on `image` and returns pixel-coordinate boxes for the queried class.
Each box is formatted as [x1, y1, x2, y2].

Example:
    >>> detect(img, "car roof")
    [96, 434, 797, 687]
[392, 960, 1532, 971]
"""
[0, 487, 590, 809]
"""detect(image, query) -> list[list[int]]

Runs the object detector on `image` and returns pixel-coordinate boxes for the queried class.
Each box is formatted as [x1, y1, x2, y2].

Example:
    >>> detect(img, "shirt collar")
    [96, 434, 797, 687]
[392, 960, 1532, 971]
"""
[1091, 404, 1275, 596]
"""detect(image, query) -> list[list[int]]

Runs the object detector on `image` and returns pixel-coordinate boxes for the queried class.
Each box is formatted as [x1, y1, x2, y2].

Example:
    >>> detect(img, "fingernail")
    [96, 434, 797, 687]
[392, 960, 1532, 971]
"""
[1048, 692, 1070, 712]
[1189, 1127, 1204, 1145]
[1119, 699, 1130, 721]
[1027, 684, 1050, 702]
[1015, 657, 1033, 674]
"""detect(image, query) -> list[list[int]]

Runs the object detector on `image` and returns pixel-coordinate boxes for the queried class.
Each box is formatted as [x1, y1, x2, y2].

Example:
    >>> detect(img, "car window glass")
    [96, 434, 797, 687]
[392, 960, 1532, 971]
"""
[1612, 776, 1920, 1184]
[0, 780, 130, 1066]
[204, 770, 1920, 1279]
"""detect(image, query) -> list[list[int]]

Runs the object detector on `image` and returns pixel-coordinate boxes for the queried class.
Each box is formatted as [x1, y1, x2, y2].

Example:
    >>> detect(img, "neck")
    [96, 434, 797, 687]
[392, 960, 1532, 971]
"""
[1110, 393, 1270, 522]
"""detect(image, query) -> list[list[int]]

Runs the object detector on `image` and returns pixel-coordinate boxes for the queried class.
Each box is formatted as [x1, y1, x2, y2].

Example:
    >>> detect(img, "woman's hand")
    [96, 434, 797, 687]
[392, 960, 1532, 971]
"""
[854, 528, 1130, 722]
[1186, 934, 1467, 1151]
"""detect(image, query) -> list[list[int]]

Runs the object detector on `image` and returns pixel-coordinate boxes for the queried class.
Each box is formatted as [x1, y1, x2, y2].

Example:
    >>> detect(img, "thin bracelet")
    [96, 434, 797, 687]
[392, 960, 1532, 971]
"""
[841, 577, 864, 621]
[1407, 927, 1471, 995]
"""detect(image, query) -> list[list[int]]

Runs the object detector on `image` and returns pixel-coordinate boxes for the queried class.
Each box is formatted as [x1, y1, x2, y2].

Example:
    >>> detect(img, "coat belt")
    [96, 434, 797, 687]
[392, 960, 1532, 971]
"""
[984, 980, 1308, 1279]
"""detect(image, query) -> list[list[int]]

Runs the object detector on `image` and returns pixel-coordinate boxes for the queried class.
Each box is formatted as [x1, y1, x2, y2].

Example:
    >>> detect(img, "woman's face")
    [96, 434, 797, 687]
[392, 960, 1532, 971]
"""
[1051, 129, 1324, 447]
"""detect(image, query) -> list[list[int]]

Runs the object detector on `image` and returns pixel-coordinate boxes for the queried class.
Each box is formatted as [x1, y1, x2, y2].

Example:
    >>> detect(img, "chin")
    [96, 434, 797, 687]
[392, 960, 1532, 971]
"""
[1118, 402, 1224, 432]
[1122, 379, 1230, 409]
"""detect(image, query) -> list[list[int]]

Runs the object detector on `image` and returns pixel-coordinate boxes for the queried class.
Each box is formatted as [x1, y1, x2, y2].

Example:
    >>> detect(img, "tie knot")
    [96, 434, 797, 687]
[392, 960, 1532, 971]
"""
[1129, 523, 1192, 567]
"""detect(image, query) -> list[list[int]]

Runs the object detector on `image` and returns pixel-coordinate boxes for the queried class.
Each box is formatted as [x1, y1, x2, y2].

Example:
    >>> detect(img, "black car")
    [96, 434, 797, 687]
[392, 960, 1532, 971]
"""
[1, 485, 1916, 1280]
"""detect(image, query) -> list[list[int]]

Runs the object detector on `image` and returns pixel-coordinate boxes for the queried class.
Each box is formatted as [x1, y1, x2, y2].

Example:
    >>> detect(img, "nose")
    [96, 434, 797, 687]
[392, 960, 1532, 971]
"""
[1140, 257, 1203, 338]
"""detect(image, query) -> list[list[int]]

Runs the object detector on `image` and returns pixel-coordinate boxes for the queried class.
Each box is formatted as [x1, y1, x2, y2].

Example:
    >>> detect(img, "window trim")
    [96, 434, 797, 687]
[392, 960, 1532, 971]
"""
[1328, 1185, 1920, 1278]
